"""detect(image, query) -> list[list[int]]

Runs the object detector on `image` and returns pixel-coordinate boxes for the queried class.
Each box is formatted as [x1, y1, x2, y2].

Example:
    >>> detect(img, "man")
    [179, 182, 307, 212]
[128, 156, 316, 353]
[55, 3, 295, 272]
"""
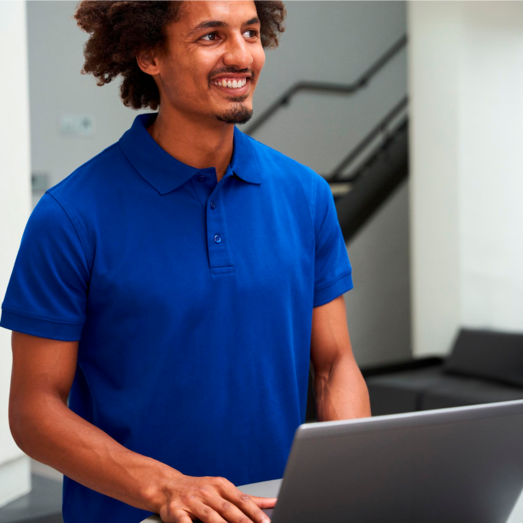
[2, 1, 371, 522]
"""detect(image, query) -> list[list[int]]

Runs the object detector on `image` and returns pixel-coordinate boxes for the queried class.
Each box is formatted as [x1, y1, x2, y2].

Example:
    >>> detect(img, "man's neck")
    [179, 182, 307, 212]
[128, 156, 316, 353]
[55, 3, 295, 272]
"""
[146, 106, 234, 183]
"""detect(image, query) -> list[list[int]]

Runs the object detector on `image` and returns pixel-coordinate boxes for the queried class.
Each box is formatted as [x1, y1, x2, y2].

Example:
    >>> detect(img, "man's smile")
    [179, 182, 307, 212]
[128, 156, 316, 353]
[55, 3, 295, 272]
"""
[210, 76, 251, 95]
[211, 77, 247, 88]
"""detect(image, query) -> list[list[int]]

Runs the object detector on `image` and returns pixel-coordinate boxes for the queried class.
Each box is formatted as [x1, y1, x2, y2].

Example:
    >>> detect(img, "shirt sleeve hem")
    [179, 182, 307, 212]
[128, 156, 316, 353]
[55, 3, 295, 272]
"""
[0, 309, 84, 341]
[313, 271, 354, 308]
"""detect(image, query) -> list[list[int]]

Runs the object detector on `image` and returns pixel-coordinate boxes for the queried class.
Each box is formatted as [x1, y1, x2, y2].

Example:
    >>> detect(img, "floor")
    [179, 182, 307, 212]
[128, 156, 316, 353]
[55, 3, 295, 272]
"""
[0, 475, 63, 523]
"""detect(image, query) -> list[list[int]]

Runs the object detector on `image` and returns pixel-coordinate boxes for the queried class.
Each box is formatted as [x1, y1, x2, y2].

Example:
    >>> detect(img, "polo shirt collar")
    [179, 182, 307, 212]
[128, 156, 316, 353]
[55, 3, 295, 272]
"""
[119, 112, 261, 195]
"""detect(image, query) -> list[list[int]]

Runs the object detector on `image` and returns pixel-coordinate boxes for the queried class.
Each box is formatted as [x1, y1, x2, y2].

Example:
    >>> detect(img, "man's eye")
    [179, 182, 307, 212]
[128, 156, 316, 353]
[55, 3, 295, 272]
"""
[201, 32, 218, 42]
[244, 29, 259, 38]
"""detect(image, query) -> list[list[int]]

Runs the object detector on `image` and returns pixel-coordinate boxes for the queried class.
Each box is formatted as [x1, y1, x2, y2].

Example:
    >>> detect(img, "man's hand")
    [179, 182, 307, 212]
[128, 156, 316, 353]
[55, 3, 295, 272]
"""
[158, 474, 276, 523]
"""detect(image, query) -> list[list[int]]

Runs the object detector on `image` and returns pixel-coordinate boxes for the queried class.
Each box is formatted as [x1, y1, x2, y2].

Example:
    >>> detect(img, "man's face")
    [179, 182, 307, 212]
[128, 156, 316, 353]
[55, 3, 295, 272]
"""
[155, 0, 265, 125]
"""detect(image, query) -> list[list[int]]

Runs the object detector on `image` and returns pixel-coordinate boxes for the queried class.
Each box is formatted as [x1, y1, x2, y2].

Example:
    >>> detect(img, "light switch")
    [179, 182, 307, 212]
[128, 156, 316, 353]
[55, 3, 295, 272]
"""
[32, 173, 49, 192]
[59, 114, 95, 137]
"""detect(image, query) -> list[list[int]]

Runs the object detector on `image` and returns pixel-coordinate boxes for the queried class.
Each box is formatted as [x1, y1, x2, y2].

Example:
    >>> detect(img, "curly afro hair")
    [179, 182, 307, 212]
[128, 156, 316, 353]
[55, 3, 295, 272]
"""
[74, 1, 286, 110]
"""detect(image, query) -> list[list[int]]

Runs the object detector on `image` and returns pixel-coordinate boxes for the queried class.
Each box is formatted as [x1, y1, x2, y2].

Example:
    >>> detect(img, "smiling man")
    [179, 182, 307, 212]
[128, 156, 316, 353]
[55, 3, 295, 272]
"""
[1, 1, 370, 523]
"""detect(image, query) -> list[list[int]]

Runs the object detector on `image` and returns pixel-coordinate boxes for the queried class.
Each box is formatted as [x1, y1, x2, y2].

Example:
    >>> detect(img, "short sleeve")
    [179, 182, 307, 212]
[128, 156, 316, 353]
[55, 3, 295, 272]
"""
[0, 192, 90, 341]
[313, 174, 353, 307]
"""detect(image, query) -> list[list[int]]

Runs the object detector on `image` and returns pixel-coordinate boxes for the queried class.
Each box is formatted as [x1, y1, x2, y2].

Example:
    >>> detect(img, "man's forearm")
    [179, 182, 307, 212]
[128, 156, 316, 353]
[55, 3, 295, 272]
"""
[314, 355, 371, 421]
[10, 394, 181, 514]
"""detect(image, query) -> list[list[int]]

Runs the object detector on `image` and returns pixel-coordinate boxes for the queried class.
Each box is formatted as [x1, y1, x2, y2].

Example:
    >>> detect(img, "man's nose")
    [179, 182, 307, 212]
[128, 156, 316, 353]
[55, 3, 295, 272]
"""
[222, 33, 253, 69]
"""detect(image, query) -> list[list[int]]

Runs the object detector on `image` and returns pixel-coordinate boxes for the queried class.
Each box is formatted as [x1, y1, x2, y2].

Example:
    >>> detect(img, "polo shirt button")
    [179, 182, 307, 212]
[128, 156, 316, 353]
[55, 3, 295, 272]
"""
[197, 174, 206, 182]
[210, 201, 216, 210]
[214, 234, 222, 244]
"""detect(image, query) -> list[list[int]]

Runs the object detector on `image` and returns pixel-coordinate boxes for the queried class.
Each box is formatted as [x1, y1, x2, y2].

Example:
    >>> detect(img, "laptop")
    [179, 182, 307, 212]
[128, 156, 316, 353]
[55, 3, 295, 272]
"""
[142, 399, 523, 522]
[254, 399, 523, 523]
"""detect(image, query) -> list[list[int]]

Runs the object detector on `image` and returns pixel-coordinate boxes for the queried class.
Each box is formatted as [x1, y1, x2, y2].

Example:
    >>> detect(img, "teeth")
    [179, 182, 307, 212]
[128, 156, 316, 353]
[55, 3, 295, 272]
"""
[211, 78, 247, 88]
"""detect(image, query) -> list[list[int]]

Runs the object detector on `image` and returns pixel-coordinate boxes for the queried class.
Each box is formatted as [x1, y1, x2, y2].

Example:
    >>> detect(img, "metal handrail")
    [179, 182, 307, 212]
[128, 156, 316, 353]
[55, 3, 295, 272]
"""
[244, 34, 407, 136]
[332, 115, 408, 191]
[336, 118, 409, 243]
[328, 96, 409, 182]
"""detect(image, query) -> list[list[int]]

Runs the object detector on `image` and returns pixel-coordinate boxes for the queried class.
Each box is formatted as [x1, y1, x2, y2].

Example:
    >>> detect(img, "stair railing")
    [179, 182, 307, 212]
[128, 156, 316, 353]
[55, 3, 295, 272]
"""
[244, 34, 407, 137]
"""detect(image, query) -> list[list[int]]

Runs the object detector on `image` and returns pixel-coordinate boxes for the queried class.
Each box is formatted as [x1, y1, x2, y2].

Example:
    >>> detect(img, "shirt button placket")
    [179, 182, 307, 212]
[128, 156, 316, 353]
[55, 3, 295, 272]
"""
[207, 170, 234, 272]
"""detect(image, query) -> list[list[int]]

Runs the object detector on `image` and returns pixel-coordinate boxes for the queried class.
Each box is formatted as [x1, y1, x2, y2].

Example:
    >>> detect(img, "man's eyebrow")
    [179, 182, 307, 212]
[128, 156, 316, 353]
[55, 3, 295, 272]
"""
[187, 17, 260, 37]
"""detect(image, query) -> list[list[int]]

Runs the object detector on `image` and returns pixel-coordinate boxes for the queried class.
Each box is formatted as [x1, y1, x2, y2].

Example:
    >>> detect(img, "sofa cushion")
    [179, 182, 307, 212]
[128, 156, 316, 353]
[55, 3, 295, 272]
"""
[366, 366, 446, 416]
[444, 329, 523, 388]
[421, 373, 523, 411]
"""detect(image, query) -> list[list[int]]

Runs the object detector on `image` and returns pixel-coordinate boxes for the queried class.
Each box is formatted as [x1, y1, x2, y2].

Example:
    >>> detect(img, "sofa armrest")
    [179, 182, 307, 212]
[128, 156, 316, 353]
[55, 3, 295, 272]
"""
[360, 356, 445, 379]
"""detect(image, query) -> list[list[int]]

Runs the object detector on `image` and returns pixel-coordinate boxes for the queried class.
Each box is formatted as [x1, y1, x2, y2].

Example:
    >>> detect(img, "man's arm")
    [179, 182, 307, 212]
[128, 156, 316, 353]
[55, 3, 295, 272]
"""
[8, 331, 274, 523]
[310, 295, 371, 421]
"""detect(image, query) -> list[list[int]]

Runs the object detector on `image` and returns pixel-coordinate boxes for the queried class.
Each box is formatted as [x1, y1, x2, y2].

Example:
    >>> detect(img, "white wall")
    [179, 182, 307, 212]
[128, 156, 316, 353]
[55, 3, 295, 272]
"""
[458, 2, 523, 331]
[407, 1, 461, 358]
[0, 0, 32, 507]
[408, 1, 523, 356]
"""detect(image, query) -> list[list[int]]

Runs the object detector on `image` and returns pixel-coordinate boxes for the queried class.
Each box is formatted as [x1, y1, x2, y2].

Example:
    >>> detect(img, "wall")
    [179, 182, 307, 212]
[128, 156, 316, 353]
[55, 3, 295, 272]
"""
[408, 1, 523, 356]
[0, 0, 32, 507]
[407, 2, 461, 357]
[252, 1, 408, 177]
[26, 0, 150, 209]
[458, 3, 523, 331]
[253, 1, 412, 366]
[28, 1, 408, 192]
[345, 179, 412, 367]
[26, 0, 410, 368]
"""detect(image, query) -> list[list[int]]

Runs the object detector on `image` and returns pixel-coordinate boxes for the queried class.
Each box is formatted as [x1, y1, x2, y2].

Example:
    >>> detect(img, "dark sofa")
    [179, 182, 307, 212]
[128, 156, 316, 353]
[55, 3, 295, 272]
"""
[361, 328, 523, 416]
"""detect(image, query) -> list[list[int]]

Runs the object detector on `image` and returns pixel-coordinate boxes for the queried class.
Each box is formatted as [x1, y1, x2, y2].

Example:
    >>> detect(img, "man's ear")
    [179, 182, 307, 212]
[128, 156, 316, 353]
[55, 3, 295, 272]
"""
[136, 48, 161, 76]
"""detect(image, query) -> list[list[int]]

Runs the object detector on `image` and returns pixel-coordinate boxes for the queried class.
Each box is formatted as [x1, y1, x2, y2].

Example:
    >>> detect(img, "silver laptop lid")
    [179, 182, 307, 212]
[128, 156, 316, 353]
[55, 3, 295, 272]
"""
[270, 399, 523, 523]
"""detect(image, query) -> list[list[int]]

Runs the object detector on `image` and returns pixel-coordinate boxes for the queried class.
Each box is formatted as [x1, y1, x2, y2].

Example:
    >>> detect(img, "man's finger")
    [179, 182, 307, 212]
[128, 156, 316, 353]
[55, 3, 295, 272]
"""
[218, 488, 273, 522]
[171, 511, 194, 523]
[203, 492, 267, 523]
[191, 500, 228, 523]
[247, 495, 278, 508]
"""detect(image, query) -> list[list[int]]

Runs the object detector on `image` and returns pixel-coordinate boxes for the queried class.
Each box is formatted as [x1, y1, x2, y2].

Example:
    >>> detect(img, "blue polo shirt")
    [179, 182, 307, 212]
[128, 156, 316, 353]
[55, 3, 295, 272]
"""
[0, 112, 353, 522]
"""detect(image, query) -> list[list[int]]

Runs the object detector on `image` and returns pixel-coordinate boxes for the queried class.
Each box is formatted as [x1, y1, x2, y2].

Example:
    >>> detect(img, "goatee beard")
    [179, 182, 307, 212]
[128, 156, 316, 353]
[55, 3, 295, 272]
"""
[215, 102, 253, 125]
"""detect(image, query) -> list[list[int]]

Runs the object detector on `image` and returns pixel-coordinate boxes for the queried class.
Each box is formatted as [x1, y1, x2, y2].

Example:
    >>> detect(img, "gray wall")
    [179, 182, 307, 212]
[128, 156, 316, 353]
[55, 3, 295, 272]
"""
[27, 1, 407, 184]
[253, 1, 407, 177]
[346, 180, 412, 367]
[27, 0, 151, 206]
[26, 1, 410, 367]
